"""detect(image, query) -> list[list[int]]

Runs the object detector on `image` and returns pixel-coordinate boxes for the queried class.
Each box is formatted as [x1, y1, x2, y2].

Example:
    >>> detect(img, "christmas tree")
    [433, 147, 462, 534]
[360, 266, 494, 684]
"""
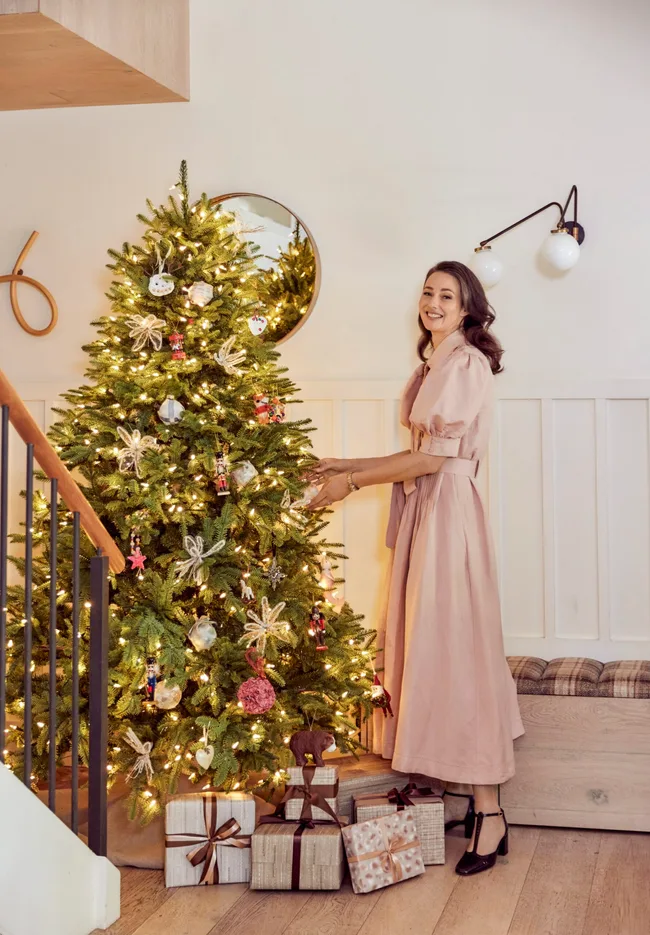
[255, 220, 317, 342]
[4, 162, 373, 819]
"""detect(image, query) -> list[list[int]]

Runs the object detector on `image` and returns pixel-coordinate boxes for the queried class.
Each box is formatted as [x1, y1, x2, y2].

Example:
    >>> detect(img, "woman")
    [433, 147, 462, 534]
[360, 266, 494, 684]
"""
[307, 261, 524, 876]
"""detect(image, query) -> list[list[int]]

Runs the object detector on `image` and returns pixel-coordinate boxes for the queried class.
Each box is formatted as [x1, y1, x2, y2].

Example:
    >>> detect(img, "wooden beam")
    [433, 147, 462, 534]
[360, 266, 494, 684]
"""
[0, 0, 188, 110]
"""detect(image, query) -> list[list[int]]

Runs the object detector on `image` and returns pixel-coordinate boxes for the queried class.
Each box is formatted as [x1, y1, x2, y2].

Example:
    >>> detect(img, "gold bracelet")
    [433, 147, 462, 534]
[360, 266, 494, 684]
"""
[347, 471, 359, 493]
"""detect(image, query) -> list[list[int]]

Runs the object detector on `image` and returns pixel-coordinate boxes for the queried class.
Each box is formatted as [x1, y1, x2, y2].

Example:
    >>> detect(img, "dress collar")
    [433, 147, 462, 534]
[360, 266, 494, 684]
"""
[425, 328, 467, 371]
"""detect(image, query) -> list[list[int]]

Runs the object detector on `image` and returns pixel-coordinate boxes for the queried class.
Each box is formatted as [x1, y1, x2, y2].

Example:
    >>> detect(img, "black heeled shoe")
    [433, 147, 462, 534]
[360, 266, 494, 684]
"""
[443, 791, 476, 839]
[454, 808, 509, 876]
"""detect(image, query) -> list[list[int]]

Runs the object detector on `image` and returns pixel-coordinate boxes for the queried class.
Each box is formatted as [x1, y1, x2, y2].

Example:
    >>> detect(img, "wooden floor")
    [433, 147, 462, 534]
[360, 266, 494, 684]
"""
[96, 826, 650, 935]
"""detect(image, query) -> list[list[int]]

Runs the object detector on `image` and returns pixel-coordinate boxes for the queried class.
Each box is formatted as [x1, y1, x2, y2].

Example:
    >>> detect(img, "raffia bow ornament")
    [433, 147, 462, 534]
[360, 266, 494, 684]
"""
[214, 335, 247, 375]
[242, 596, 291, 656]
[116, 427, 158, 478]
[175, 535, 226, 585]
[125, 313, 167, 351]
[124, 727, 154, 782]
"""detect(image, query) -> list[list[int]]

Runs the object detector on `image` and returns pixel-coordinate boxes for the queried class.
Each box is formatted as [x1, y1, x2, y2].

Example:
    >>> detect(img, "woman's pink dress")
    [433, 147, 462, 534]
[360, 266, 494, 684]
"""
[373, 329, 524, 785]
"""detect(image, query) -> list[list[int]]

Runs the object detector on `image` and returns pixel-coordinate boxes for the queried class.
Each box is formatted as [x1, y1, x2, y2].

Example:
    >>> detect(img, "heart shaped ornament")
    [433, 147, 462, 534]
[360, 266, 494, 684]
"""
[247, 314, 268, 336]
[195, 745, 214, 770]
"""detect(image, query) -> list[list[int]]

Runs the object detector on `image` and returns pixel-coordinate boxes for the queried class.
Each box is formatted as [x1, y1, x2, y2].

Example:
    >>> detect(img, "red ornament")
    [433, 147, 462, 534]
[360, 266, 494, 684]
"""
[237, 677, 276, 714]
[253, 393, 270, 424]
[309, 604, 328, 651]
[269, 397, 286, 424]
[169, 332, 186, 360]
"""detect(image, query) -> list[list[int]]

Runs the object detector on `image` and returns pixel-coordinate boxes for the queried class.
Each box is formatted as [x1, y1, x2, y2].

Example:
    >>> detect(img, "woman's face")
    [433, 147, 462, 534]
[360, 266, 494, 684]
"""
[419, 271, 465, 343]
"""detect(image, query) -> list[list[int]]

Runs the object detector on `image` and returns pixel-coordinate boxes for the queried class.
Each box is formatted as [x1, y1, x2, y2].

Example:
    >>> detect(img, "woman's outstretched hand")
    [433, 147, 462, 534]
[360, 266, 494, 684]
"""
[307, 474, 350, 510]
[303, 457, 349, 483]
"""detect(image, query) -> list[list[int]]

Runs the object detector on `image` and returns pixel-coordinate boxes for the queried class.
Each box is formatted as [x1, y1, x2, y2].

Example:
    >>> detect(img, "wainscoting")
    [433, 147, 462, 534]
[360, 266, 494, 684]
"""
[13, 378, 650, 662]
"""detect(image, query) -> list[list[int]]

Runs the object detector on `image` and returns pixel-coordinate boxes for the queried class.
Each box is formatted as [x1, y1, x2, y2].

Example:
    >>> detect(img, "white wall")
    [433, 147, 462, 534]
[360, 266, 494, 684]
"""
[2, 0, 650, 660]
[0, 766, 120, 935]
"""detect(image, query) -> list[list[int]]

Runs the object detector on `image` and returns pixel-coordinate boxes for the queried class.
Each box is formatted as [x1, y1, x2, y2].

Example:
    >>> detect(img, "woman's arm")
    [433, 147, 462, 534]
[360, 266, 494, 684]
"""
[352, 451, 445, 488]
[307, 451, 412, 483]
[307, 451, 444, 509]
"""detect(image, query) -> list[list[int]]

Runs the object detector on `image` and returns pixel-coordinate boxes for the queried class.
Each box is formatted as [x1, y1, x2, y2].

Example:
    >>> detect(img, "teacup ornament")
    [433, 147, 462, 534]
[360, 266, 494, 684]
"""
[148, 244, 175, 297]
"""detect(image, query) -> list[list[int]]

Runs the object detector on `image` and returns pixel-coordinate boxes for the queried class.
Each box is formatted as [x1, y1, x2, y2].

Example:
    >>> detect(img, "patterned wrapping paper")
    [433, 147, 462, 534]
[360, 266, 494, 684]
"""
[354, 785, 444, 865]
[251, 820, 345, 891]
[165, 791, 255, 887]
[342, 808, 425, 894]
[284, 765, 339, 822]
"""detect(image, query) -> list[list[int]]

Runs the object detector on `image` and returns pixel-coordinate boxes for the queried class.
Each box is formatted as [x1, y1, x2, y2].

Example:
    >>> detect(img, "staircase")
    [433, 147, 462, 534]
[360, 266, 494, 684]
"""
[0, 369, 124, 935]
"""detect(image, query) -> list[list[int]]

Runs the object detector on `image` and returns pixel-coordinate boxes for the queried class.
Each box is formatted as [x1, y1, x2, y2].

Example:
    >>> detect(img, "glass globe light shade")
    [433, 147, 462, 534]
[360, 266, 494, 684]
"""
[541, 228, 581, 271]
[471, 246, 503, 288]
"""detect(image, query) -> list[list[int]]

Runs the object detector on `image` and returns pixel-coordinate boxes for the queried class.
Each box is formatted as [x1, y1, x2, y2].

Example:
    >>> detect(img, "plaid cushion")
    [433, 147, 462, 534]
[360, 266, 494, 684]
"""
[598, 660, 650, 699]
[507, 656, 548, 695]
[540, 657, 603, 696]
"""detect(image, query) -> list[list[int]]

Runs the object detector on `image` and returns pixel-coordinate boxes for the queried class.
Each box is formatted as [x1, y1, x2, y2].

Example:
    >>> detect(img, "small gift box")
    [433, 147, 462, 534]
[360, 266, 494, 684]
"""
[336, 760, 407, 820]
[165, 791, 255, 887]
[283, 765, 339, 822]
[354, 783, 445, 865]
[251, 818, 345, 891]
[342, 808, 425, 895]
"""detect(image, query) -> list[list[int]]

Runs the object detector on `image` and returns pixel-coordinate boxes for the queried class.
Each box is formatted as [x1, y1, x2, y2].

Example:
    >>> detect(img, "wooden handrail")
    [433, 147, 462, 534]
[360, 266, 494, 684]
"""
[0, 369, 125, 574]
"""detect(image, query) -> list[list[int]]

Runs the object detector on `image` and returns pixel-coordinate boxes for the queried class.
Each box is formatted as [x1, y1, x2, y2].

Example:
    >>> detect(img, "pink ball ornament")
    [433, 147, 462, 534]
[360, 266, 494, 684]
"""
[237, 676, 276, 714]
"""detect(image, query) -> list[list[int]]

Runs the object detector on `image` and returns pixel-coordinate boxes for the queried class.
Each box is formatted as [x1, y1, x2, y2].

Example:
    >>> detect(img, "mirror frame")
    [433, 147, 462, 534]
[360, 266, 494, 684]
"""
[208, 192, 322, 345]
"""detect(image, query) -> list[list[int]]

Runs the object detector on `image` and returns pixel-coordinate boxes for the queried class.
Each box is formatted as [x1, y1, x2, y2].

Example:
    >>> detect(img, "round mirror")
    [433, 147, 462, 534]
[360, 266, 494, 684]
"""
[209, 193, 321, 344]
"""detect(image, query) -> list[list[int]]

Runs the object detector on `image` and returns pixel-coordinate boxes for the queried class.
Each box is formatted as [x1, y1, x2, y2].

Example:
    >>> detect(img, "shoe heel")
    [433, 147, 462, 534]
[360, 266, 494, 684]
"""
[498, 833, 508, 857]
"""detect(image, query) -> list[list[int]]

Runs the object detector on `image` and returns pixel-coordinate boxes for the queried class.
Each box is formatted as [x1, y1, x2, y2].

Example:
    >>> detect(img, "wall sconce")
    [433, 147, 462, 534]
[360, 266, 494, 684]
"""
[471, 185, 585, 287]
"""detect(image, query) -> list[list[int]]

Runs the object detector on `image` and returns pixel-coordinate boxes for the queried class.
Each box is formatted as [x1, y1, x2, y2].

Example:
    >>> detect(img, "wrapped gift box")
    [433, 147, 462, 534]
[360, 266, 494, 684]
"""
[165, 791, 255, 887]
[334, 756, 408, 820]
[342, 808, 425, 895]
[284, 765, 339, 822]
[354, 785, 444, 865]
[251, 819, 345, 890]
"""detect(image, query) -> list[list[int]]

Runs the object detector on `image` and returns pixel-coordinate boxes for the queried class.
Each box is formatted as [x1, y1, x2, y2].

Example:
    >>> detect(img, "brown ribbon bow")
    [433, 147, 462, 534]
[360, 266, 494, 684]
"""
[165, 794, 251, 885]
[347, 822, 416, 883]
[281, 765, 340, 823]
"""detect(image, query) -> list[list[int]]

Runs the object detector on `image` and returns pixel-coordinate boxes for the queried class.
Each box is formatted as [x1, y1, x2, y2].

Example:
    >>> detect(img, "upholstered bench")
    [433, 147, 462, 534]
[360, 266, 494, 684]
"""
[500, 657, 650, 832]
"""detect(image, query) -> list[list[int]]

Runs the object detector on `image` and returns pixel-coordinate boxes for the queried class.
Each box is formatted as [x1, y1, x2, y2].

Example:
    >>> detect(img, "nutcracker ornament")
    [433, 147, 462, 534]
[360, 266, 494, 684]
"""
[268, 397, 286, 424]
[128, 530, 147, 573]
[169, 331, 186, 360]
[145, 656, 160, 702]
[214, 449, 231, 497]
[309, 604, 328, 651]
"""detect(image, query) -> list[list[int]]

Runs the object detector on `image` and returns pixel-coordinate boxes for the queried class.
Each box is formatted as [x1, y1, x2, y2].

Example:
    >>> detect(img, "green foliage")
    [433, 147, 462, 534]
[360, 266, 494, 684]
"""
[255, 221, 317, 341]
[4, 162, 374, 820]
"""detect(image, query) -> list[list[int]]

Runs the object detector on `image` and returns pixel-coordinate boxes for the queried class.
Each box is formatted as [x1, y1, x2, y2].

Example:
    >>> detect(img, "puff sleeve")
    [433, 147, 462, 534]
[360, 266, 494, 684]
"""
[409, 348, 491, 457]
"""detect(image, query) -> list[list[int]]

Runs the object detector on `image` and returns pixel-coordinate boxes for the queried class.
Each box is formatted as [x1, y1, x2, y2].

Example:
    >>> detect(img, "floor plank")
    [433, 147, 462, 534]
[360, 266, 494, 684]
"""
[131, 882, 247, 935]
[357, 833, 467, 935]
[212, 890, 311, 935]
[95, 869, 173, 935]
[281, 881, 383, 935]
[433, 827, 541, 935]
[581, 831, 650, 935]
[507, 828, 601, 935]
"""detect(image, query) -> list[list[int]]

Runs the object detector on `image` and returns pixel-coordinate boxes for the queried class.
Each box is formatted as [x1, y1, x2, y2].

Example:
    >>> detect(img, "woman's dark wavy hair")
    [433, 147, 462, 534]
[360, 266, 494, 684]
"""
[417, 261, 504, 374]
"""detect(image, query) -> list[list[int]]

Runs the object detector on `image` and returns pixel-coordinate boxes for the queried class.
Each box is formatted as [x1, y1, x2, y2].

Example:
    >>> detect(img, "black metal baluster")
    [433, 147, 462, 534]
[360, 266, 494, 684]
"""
[88, 551, 109, 857]
[71, 512, 80, 834]
[23, 443, 34, 787]
[48, 479, 58, 812]
[0, 405, 8, 764]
